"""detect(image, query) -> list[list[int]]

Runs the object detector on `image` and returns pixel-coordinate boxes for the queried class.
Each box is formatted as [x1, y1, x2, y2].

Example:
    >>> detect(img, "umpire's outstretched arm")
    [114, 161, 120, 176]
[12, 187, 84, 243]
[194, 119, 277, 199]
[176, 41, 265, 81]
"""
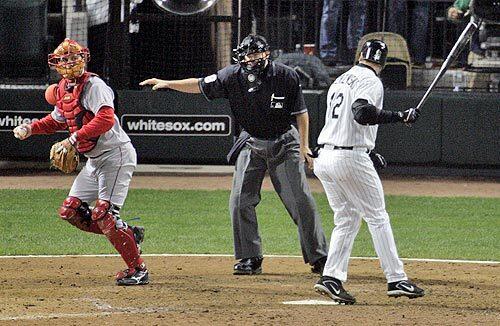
[139, 78, 201, 93]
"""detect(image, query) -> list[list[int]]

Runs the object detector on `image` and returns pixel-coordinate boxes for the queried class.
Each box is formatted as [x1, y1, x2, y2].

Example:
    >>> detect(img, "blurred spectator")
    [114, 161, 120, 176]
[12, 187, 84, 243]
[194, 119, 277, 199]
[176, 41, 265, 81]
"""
[386, 0, 430, 66]
[447, 0, 484, 67]
[447, 1, 467, 22]
[319, 0, 367, 66]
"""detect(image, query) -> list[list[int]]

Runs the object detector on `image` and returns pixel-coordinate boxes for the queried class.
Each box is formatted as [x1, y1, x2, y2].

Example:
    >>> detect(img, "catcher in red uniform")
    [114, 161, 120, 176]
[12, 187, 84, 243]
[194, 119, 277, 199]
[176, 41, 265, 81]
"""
[13, 38, 149, 286]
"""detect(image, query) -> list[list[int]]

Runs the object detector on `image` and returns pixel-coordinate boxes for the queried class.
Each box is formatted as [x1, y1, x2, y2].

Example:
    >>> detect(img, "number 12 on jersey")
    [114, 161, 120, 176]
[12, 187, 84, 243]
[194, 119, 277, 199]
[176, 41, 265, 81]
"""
[329, 92, 344, 119]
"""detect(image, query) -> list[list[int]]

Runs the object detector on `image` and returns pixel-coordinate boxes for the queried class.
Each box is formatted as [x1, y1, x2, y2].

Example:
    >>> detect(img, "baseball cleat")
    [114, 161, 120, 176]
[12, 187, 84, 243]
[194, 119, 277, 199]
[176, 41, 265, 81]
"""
[132, 226, 145, 254]
[387, 280, 425, 298]
[116, 267, 149, 286]
[233, 257, 263, 275]
[314, 276, 356, 305]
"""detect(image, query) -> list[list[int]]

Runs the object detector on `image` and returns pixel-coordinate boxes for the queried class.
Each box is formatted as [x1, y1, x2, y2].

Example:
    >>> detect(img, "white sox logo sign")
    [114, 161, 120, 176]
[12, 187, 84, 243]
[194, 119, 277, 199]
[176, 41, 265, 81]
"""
[121, 114, 232, 137]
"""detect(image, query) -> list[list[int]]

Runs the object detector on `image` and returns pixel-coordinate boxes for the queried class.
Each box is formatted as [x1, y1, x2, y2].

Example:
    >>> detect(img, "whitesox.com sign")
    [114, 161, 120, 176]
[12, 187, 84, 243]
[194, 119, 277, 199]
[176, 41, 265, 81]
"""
[0, 111, 57, 131]
[121, 114, 231, 136]
[0, 111, 46, 129]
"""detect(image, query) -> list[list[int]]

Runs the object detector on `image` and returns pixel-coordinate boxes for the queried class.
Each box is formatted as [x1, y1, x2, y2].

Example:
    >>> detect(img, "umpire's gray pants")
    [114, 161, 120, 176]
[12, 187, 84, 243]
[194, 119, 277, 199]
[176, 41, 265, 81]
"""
[229, 126, 328, 264]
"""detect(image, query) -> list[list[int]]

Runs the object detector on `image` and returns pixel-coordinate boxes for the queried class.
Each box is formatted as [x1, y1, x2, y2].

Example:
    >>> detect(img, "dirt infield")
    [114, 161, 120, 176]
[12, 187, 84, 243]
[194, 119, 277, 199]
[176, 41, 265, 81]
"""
[1, 174, 499, 324]
[0, 256, 498, 325]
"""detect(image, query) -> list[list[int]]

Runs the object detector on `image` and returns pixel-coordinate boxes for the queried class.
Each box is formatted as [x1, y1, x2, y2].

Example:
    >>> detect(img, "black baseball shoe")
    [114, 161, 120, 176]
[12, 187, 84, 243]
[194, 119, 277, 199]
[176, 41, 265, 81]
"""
[314, 276, 356, 305]
[233, 257, 263, 275]
[387, 280, 425, 298]
[116, 267, 149, 286]
[311, 256, 327, 274]
[132, 226, 145, 254]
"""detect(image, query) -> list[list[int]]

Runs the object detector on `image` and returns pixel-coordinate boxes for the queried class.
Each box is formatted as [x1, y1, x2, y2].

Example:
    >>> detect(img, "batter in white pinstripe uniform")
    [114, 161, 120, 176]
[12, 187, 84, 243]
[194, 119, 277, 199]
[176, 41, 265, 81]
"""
[312, 39, 425, 304]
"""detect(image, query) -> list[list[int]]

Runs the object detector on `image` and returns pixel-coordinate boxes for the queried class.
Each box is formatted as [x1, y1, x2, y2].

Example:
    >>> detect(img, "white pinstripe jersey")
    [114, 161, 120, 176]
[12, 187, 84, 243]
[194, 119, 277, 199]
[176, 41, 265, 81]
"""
[317, 65, 383, 150]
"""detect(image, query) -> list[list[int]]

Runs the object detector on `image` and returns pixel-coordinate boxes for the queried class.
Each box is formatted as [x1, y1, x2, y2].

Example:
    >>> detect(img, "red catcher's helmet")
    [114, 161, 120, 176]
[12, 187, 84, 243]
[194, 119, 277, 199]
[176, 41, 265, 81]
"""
[48, 38, 90, 80]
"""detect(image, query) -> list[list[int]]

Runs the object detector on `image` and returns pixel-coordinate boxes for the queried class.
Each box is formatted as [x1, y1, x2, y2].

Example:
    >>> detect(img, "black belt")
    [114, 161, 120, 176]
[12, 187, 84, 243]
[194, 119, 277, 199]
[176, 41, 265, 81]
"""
[322, 144, 370, 153]
[335, 146, 370, 153]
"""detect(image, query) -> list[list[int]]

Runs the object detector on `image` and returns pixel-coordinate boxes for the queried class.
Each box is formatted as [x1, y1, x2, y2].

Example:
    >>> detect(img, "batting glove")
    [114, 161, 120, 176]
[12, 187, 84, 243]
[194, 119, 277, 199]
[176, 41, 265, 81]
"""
[399, 108, 420, 124]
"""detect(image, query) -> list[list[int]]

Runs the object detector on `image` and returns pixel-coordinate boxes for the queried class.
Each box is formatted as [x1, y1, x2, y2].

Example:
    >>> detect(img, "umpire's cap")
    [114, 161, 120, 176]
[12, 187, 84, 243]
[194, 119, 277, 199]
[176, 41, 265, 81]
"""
[360, 39, 388, 68]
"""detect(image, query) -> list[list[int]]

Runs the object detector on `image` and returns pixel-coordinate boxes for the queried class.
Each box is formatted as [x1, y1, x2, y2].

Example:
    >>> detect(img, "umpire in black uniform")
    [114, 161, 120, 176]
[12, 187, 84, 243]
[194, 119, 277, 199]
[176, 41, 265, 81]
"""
[140, 34, 328, 275]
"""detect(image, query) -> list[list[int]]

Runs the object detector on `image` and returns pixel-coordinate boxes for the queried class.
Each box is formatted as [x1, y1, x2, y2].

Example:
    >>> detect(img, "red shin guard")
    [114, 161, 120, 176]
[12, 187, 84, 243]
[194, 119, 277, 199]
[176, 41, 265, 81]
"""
[92, 200, 144, 269]
[103, 221, 144, 270]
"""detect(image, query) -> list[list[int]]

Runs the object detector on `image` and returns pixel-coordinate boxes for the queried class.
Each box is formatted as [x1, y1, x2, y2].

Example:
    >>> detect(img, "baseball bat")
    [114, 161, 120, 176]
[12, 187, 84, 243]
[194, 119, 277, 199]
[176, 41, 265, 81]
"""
[415, 16, 481, 111]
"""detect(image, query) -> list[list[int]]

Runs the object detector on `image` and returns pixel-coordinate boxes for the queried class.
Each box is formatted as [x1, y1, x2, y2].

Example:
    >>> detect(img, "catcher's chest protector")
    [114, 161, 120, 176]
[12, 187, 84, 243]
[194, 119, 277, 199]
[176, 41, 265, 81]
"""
[56, 72, 99, 153]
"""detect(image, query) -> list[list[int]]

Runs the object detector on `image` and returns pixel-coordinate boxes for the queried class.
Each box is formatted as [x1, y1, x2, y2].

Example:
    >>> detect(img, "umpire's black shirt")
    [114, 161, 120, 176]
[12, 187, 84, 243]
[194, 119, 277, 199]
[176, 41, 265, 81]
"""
[199, 61, 307, 139]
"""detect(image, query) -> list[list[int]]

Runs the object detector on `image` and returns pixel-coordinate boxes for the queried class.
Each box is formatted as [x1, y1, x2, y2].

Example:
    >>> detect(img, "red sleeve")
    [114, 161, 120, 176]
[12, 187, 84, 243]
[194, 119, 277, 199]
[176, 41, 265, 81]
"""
[75, 106, 115, 141]
[30, 114, 66, 135]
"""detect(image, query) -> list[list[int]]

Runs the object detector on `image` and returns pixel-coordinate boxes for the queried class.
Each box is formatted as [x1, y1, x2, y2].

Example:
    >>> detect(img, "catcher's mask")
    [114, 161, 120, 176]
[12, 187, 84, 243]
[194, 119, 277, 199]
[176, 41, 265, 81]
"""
[233, 34, 270, 74]
[48, 38, 90, 80]
[360, 39, 388, 69]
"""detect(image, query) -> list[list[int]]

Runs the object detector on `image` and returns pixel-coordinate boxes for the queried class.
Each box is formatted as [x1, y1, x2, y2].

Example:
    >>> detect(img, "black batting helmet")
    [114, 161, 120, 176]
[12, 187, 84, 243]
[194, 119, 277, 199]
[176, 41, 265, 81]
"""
[233, 34, 270, 73]
[360, 39, 388, 68]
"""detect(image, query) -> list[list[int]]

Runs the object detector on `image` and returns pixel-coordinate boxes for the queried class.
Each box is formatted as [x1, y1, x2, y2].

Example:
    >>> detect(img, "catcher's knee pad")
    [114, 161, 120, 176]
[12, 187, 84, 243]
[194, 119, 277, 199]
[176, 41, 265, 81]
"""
[92, 199, 115, 234]
[59, 196, 91, 221]
[59, 196, 101, 233]
[91, 199, 110, 220]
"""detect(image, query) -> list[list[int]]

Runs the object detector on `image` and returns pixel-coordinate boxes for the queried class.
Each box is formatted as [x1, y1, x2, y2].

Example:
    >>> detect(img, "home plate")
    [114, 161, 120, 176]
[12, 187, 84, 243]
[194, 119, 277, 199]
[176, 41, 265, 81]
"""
[283, 299, 339, 305]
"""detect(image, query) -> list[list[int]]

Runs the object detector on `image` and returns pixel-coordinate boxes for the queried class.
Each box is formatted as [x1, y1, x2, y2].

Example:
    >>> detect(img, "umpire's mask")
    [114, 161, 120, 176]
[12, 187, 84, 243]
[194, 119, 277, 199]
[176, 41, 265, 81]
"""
[233, 34, 271, 92]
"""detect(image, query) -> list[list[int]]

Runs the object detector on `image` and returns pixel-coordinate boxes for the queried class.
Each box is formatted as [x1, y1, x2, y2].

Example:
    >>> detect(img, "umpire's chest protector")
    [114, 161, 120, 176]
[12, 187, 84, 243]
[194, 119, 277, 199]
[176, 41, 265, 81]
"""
[55, 72, 98, 153]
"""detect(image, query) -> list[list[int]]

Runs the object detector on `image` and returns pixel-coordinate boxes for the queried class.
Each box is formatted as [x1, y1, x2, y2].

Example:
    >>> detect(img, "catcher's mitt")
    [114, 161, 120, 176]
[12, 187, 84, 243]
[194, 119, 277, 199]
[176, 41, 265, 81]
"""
[50, 140, 79, 173]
